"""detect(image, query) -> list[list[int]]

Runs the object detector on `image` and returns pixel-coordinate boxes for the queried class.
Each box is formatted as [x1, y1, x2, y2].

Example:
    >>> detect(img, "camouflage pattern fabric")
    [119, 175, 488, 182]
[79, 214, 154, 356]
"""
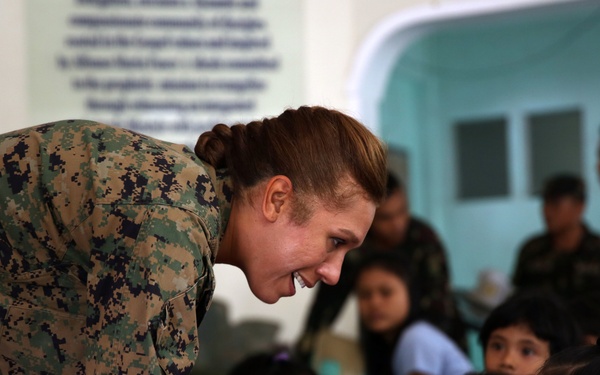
[512, 225, 600, 301]
[0, 120, 233, 374]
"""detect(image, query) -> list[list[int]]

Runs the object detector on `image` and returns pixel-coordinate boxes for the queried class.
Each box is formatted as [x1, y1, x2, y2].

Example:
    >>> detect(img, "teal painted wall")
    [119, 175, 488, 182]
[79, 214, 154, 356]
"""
[380, 6, 600, 290]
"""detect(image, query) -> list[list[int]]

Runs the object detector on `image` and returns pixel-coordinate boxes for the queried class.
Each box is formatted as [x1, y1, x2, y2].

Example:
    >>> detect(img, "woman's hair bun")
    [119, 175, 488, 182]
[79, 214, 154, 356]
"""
[195, 124, 233, 168]
[193, 106, 387, 208]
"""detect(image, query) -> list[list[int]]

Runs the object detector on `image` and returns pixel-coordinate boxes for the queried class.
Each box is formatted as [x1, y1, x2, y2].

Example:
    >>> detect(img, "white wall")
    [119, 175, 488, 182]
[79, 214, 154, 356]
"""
[0, 3, 28, 131]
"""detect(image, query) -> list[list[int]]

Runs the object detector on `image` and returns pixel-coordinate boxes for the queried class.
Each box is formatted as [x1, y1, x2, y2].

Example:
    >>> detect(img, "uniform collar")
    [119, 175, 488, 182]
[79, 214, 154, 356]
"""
[214, 167, 234, 247]
[197, 160, 234, 263]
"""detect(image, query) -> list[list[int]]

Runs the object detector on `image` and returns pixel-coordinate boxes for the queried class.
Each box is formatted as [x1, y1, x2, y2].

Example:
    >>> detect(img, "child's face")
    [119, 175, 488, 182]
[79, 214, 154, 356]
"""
[356, 267, 410, 336]
[485, 324, 551, 375]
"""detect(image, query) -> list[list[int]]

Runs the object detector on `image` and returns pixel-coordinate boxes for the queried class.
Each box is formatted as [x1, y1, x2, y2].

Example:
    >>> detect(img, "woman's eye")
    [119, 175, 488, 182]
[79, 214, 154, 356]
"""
[332, 238, 346, 248]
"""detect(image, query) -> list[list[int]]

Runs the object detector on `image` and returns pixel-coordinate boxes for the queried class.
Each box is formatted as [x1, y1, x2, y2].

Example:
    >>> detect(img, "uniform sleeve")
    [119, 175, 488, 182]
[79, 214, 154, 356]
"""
[83, 204, 212, 375]
[413, 236, 454, 327]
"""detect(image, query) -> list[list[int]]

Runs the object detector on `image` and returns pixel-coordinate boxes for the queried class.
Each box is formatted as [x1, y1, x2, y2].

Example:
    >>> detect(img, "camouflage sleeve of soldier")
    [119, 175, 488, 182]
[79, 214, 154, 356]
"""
[414, 235, 454, 324]
[81, 203, 211, 375]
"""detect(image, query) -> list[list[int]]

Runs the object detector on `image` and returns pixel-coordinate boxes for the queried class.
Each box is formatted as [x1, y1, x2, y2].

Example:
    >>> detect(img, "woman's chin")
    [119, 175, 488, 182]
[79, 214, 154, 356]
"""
[250, 285, 281, 304]
[256, 294, 280, 304]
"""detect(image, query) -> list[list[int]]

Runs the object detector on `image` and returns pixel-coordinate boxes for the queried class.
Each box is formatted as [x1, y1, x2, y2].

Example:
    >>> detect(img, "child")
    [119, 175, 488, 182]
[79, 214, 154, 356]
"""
[355, 253, 473, 375]
[479, 291, 582, 375]
[537, 338, 600, 375]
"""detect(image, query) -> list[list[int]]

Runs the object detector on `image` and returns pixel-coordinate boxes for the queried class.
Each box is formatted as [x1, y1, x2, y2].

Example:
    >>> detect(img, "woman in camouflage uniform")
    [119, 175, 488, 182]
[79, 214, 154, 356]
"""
[0, 106, 387, 374]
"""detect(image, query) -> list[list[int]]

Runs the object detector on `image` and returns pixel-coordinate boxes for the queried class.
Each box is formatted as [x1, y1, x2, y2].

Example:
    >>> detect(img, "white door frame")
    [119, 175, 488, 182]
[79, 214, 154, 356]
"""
[346, 0, 591, 135]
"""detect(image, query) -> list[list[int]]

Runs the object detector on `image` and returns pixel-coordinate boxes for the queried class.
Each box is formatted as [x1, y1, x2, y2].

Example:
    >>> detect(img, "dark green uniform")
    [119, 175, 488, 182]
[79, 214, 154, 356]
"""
[512, 224, 600, 301]
[0, 120, 233, 374]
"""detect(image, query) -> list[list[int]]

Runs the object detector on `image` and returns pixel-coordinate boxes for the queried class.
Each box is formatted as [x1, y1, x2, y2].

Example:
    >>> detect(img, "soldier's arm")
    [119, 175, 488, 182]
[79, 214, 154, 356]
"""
[417, 238, 454, 323]
[84, 204, 210, 375]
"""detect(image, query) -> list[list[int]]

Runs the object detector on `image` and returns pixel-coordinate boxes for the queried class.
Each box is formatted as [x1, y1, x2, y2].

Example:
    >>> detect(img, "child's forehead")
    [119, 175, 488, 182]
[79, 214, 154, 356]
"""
[357, 267, 406, 285]
[492, 323, 548, 344]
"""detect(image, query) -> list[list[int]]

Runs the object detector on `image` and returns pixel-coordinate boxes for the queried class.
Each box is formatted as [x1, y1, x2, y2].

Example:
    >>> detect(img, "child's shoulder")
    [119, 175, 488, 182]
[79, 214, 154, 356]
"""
[400, 320, 466, 354]
[402, 320, 446, 342]
[406, 320, 440, 332]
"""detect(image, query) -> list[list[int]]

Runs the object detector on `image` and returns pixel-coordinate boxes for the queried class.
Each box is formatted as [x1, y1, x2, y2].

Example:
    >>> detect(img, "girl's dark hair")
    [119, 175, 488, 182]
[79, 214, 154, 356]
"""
[537, 339, 600, 375]
[354, 252, 420, 375]
[195, 106, 387, 223]
[479, 291, 582, 355]
[228, 350, 317, 375]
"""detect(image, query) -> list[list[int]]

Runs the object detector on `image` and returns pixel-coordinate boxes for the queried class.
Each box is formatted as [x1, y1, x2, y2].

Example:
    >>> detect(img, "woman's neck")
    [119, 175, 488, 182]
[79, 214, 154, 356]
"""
[215, 202, 239, 265]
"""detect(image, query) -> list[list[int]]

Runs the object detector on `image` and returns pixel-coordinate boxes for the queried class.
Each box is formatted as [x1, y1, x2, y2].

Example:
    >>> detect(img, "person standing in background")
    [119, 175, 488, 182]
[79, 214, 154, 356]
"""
[512, 174, 600, 301]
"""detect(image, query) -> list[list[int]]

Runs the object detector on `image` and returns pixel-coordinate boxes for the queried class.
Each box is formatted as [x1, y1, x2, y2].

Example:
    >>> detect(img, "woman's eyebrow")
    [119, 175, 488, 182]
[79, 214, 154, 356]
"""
[339, 228, 360, 244]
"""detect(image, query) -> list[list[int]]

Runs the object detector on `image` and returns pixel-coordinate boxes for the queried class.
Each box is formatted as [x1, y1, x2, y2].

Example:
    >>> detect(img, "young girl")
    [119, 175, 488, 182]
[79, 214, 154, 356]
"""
[478, 291, 582, 375]
[355, 253, 473, 375]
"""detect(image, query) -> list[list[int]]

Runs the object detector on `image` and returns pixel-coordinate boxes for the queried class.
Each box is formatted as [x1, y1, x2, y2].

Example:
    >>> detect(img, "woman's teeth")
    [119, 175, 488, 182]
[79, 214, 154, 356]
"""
[293, 272, 306, 288]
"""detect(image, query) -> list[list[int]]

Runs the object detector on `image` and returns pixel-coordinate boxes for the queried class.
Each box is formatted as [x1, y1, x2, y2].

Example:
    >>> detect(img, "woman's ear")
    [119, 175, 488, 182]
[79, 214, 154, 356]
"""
[261, 175, 293, 222]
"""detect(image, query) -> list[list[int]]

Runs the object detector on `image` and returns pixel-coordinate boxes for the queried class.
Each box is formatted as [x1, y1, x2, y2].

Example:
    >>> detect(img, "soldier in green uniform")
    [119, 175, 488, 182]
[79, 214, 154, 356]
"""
[512, 174, 600, 301]
[0, 106, 387, 374]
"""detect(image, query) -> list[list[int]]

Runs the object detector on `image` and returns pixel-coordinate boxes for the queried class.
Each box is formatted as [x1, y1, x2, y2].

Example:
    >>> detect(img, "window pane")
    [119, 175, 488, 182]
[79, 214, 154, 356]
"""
[528, 109, 582, 195]
[455, 118, 509, 199]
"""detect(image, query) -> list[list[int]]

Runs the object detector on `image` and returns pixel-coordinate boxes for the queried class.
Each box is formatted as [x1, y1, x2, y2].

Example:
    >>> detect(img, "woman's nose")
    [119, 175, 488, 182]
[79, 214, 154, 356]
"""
[316, 251, 346, 285]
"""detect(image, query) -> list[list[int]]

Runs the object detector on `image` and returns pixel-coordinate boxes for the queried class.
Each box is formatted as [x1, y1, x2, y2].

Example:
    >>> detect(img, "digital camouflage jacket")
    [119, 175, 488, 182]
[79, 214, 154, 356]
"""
[0, 120, 233, 374]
